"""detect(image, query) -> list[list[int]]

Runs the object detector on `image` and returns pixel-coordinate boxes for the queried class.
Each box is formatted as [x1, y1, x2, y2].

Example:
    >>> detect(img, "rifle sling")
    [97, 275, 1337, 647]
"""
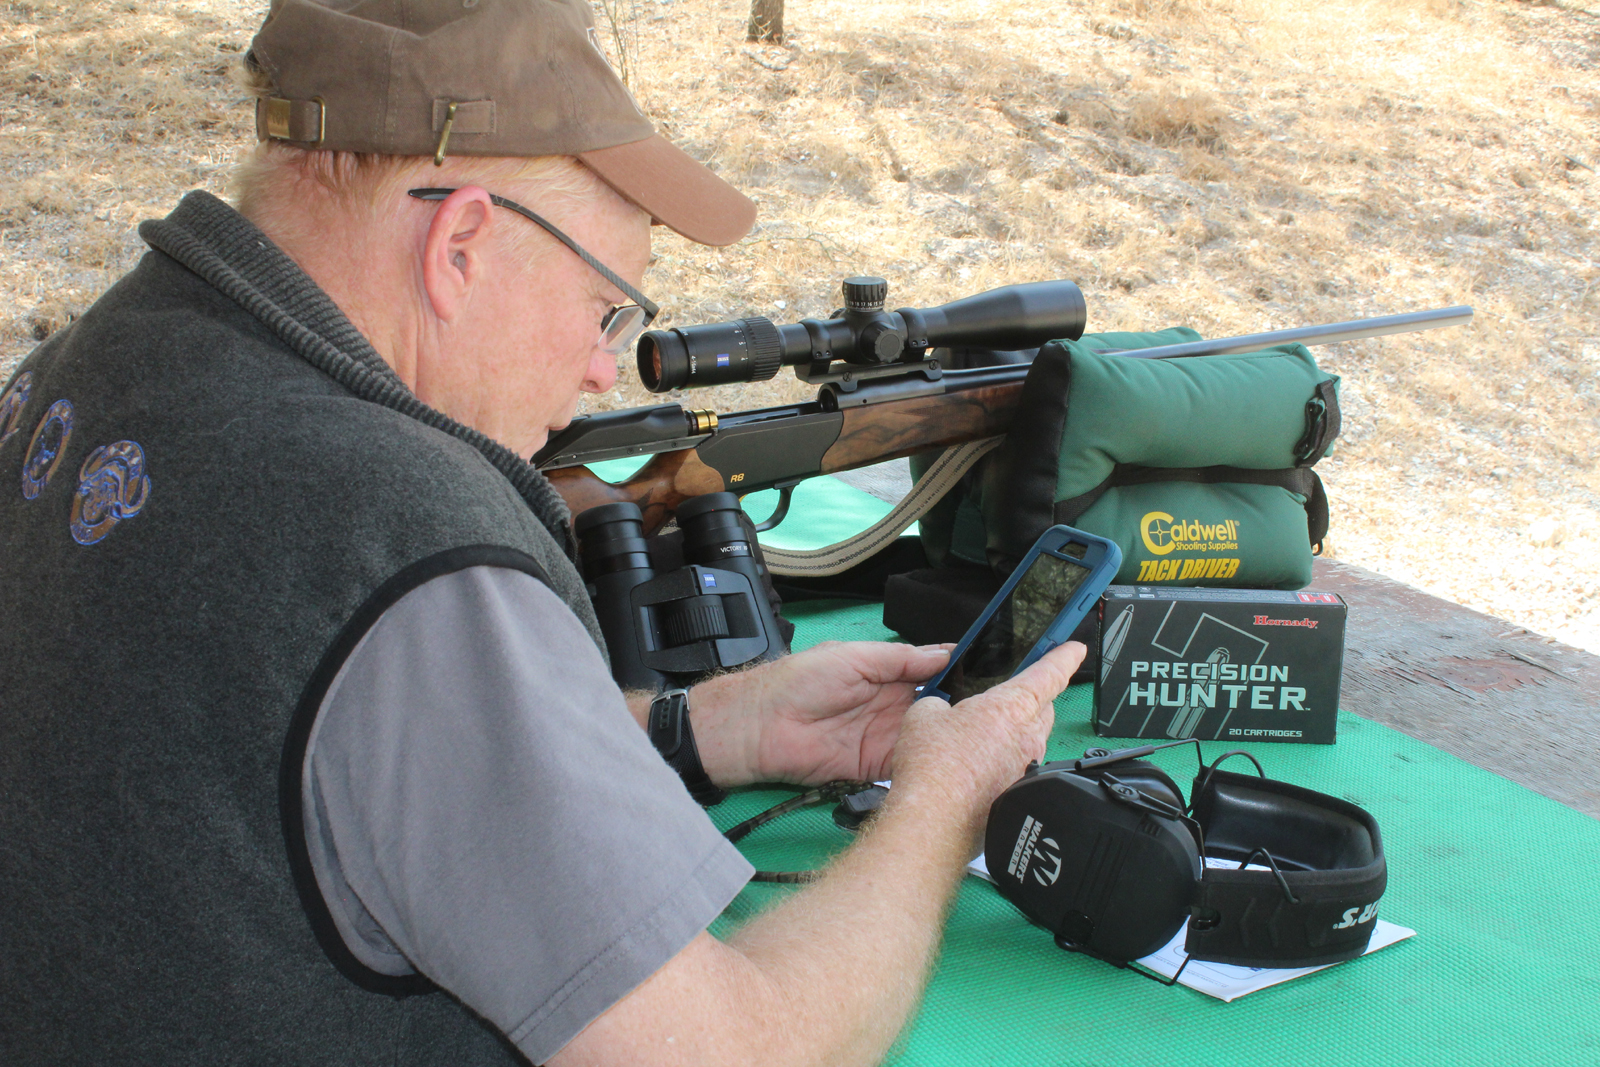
[761, 438, 1002, 577]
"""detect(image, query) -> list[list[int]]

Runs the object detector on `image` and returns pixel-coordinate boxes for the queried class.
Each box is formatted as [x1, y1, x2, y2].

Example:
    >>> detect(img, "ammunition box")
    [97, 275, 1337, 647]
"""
[1093, 585, 1347, 744]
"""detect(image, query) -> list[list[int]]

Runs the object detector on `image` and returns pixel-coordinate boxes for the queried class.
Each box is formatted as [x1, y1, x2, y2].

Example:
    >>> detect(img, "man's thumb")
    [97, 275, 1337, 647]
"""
[1002, 641, 1086, 705]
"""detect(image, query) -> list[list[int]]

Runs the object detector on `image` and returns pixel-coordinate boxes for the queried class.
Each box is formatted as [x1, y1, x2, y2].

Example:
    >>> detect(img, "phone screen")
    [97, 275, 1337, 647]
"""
[940, 549, 1093, 704]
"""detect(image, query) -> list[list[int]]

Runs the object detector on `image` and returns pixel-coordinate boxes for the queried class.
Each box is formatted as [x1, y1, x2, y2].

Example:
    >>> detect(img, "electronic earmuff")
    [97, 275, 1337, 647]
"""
[984, 741, 1386, 972]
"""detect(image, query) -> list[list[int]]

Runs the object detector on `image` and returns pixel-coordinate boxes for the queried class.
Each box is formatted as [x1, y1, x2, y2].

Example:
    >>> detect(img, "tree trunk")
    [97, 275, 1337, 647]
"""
[747, 0, 784, 42]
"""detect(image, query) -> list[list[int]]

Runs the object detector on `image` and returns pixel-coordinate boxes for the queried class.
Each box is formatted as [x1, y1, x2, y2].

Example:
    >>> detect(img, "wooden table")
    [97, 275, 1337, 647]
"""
[1312, 557, 1600, 818]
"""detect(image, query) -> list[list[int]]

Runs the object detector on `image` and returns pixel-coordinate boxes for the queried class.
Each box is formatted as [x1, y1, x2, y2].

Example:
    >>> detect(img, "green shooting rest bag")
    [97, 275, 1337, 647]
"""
[912, 329, 1340, 590]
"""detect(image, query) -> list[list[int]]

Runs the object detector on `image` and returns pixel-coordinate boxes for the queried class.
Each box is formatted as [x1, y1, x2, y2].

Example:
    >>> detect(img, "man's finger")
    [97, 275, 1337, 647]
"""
[833, 641, 951, 684]
[899, 644, 952, 680]
[995, 641, 1086, 706]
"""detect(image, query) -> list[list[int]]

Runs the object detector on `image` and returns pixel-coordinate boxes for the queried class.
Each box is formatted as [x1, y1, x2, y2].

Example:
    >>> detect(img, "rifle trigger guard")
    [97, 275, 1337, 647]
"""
[752, 482, 798, 532]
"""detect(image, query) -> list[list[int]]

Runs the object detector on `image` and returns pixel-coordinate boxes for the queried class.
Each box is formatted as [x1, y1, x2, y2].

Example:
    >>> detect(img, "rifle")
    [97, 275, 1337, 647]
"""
[533, 277, 1472, 537]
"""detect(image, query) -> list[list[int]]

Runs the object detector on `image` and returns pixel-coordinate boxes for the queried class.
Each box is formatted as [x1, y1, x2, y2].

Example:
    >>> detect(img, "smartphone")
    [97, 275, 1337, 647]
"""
[922, 525, 1122, 704]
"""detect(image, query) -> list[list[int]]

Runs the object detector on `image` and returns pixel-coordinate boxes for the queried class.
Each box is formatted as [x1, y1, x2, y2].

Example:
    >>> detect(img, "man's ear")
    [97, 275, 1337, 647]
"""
[419, 186, 495, 323]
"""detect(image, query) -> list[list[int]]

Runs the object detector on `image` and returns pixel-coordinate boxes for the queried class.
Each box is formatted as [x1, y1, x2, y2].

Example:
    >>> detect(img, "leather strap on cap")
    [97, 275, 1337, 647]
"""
[648, 688, 726, 806]
[257, 96, 326, 146]
[430, 99, 496, 134]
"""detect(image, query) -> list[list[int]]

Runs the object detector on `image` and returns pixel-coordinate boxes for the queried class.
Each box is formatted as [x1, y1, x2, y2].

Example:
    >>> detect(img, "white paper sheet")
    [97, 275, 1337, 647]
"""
[1134, 918, 1415, 1000]
[965, 853, 1415, 1001]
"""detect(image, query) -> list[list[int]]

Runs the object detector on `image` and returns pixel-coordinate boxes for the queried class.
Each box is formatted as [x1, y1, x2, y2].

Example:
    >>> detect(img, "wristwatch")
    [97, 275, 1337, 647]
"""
[647, 688, 727, 807]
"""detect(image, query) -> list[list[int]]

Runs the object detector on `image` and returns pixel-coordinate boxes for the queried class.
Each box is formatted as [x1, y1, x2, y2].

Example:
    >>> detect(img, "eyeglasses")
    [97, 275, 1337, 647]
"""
[407, 187, 659, 356]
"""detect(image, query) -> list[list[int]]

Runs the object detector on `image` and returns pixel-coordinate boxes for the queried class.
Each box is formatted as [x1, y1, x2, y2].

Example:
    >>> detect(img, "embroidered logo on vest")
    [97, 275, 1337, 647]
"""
[0, 371, 32, 446]
[22, 398, 73, 500]
[71, 441, 151, 545]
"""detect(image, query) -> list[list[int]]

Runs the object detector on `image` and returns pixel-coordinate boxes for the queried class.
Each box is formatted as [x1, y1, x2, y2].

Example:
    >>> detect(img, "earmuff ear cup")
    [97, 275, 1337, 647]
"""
[985, 765, 1201, 962]
[1186, 768, 1387, 967]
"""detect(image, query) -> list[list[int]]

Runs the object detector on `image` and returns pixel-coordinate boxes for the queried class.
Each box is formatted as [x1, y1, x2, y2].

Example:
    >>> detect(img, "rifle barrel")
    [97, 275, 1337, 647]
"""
[1104, 305, 1473, 360]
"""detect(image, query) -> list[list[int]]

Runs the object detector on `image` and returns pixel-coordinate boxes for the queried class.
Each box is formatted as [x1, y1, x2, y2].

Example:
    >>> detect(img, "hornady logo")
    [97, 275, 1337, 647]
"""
[1253, 615, 1318, 628]
[1139, 511, 1240, 556]
[1333, 902, 1379, 929]
[1006, 816, 1064, 886]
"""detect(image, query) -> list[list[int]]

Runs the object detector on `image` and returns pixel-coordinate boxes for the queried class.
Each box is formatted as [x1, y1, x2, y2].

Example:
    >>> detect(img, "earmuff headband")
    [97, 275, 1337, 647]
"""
[1186, 769, 1387, 967]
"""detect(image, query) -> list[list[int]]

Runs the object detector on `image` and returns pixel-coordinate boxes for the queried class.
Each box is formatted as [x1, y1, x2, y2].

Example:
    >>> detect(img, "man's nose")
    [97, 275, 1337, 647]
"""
[582, 346, 619, 394]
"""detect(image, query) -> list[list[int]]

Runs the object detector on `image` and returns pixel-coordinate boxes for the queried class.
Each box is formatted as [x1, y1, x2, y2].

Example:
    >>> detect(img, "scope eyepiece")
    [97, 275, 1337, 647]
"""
[638, 317, 783, 392]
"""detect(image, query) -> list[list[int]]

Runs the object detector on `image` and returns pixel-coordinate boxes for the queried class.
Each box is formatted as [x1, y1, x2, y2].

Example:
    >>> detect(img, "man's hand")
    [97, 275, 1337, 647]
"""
[885, 641, 1086, 853]
[555, 639, 1087, 1067]
[687, 641, 952, 787]
[685, 638, 1086, 798]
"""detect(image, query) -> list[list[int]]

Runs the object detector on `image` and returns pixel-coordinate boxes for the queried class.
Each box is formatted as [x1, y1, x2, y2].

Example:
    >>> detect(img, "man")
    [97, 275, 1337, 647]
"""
[0, 1, 1083, 1064]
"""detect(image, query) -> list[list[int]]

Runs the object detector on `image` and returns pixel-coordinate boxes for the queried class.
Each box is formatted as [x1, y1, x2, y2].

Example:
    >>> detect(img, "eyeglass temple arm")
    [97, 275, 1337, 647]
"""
[408, 188, 658, 319]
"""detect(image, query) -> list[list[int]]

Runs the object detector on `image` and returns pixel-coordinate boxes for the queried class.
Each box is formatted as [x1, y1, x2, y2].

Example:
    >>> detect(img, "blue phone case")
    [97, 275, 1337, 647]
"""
[922, 525, 1122, 702]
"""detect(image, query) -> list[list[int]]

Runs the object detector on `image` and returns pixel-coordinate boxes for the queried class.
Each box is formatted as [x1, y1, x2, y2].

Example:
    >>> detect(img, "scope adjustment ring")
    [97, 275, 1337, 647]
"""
[740, 317, 784, 382]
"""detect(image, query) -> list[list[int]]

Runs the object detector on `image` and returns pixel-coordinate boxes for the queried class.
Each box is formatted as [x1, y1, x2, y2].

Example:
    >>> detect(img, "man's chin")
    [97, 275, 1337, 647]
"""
[524, 422, 569, 461]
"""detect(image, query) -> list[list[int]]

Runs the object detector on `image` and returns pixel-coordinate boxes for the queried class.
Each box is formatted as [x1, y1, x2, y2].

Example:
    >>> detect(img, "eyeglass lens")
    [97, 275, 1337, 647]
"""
[600, 305, 651, 356]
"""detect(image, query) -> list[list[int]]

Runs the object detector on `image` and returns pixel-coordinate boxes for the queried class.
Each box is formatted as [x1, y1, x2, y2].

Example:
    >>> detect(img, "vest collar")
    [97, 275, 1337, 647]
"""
[139, 191, 578, 559]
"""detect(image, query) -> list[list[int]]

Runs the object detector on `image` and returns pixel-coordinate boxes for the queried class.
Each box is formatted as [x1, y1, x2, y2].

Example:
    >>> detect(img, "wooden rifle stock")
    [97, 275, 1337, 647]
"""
[820, 378, 1021, 470]
[544, 450, 727, 535]
[543, 370, 1026, 534]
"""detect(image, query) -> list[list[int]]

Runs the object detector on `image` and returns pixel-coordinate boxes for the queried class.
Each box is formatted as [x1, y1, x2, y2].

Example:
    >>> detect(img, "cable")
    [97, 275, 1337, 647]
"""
[724, 780, 878, 884]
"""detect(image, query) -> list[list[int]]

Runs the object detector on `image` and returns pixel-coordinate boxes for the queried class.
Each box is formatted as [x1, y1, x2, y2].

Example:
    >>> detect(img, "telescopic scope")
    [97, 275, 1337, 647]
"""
[637, 277, 1087, 392]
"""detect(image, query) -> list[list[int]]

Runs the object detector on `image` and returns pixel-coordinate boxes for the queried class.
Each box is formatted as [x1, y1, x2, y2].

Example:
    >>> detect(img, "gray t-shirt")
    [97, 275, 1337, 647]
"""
[301, 566, 753, 1063]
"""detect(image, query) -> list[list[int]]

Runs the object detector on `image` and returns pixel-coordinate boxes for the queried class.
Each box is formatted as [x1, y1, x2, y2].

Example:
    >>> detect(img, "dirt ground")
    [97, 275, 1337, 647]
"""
[2, 0, 1597, 650]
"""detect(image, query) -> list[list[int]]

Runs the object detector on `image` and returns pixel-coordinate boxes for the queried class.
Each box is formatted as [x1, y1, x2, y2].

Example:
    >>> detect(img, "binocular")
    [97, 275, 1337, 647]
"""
[575, 492, 785, 692]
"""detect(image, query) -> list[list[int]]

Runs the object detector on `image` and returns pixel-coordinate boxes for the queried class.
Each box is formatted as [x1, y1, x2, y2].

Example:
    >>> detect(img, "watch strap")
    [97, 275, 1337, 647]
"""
[647, 688, 727, 806]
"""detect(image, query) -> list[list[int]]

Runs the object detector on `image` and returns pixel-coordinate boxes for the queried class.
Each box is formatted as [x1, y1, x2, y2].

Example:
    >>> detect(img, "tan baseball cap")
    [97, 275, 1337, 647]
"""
[248, 0, 755, 246]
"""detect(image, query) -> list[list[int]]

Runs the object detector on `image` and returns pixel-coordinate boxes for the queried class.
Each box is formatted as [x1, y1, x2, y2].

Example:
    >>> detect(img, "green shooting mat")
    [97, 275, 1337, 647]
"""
[705, 470, 1600, 1067]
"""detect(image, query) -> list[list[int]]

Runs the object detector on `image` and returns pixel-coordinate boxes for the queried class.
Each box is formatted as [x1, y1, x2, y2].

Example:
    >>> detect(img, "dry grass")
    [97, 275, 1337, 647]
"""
[2, 0, 1598, 649]
[0, 0, 251, 346]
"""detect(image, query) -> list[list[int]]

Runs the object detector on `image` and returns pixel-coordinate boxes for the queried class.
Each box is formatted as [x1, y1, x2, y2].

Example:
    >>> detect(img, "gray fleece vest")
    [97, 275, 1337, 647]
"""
[0, 192, 604, 1066]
